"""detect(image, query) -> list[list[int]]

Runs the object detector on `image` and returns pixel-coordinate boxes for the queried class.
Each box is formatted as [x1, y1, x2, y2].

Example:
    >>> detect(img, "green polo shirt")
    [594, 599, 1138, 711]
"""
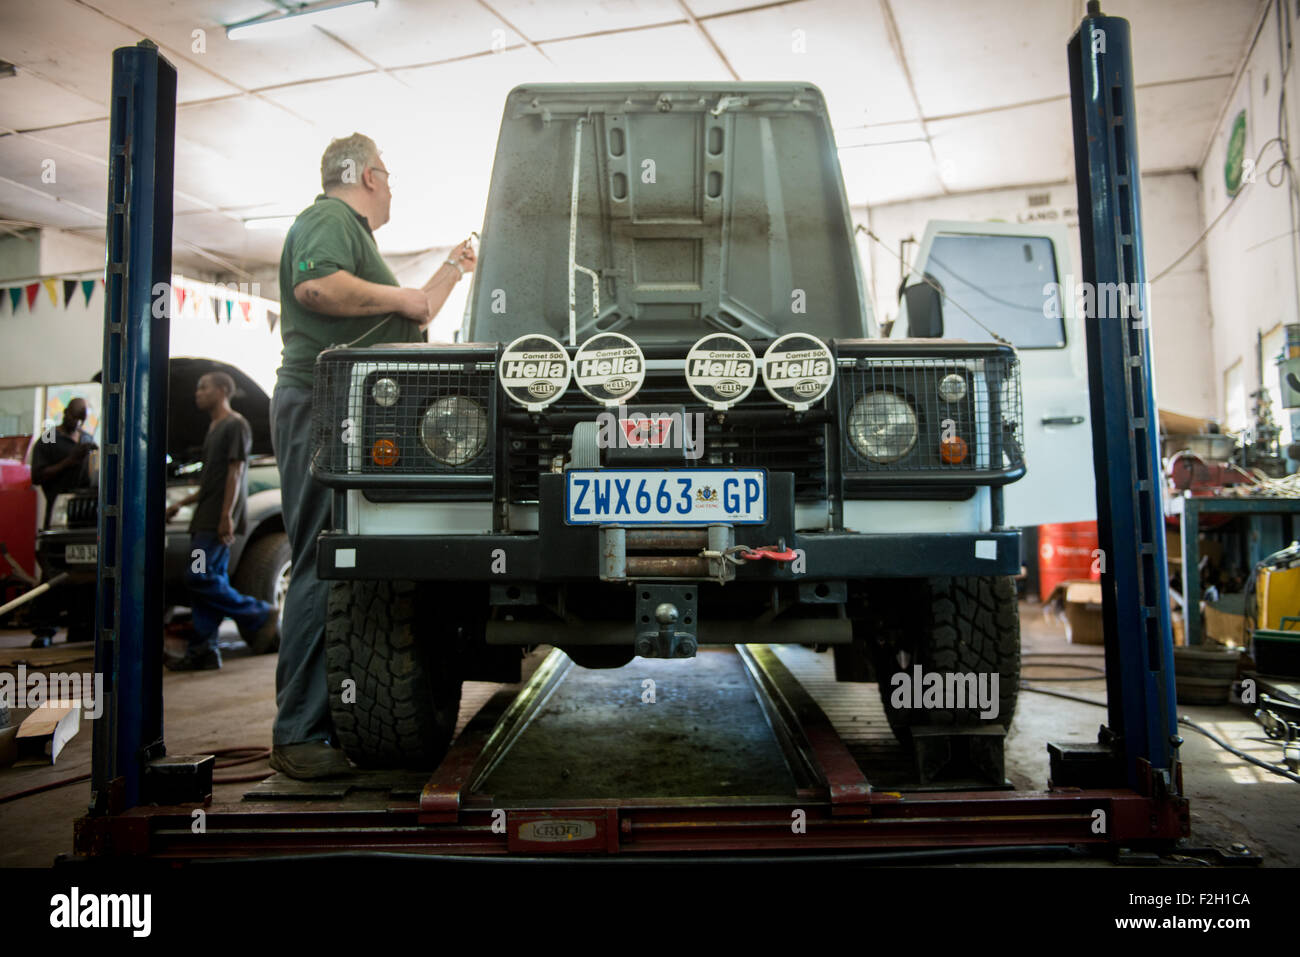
[275, 194, 423, 391]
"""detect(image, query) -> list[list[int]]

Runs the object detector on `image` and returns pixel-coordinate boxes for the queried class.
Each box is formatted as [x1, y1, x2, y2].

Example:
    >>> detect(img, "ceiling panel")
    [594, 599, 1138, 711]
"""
[705, 0, 916, 127]
[84, 0, 376, 97]
[542, 21, 732, 80]
[840, 139, 942, 206]
[891, 0, 1076, 118]
[927, 99, 1074, 194]
[314, 0, 523, 67]
[1134, 75, 1231, 170]
[1109, 0, 1262, 85]
[488, 0, 683, 43]
[0, 71, 105, 129]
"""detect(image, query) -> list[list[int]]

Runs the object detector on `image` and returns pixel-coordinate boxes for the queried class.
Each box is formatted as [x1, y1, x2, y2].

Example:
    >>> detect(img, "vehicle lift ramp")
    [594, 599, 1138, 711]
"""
[74, 7, 1189, 859]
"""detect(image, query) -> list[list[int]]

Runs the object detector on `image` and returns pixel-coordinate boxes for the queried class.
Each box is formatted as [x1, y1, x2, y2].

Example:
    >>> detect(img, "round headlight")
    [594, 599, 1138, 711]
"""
[848, 392, 918, 464]
[421, 396, 487, 466]
[373, 377, 399, 407]
[938, 373, 967, 403]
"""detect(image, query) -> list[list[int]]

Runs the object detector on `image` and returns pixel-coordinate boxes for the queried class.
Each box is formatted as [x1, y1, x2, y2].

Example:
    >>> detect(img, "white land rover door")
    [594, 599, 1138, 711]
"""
[893, 220, 1096, 528]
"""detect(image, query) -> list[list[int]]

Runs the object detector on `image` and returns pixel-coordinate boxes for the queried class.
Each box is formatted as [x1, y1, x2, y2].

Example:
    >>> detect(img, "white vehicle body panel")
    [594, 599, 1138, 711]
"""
[892, 220, 1096, 528]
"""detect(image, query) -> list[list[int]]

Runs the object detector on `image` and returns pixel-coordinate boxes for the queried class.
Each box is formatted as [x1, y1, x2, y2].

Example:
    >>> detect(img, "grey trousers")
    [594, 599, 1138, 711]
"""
[270, 384, 334, 746]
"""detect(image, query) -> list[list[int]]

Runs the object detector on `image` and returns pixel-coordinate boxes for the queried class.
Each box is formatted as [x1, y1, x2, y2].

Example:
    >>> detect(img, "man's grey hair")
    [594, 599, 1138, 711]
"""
[321, 133, 379, 191]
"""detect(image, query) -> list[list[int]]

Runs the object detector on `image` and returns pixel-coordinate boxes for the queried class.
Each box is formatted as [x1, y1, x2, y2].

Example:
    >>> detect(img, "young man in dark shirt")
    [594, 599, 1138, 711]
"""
[30, 397, 96, 528]
[164, 372, 278, 671]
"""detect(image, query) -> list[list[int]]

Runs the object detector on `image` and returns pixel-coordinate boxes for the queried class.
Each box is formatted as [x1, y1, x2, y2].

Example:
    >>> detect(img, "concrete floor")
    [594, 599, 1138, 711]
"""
[1, 601, 1297, 866]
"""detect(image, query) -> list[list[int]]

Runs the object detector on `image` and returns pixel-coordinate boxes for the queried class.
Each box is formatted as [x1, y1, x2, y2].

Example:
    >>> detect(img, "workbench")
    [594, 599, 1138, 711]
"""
[1172, 495, 1300, 645]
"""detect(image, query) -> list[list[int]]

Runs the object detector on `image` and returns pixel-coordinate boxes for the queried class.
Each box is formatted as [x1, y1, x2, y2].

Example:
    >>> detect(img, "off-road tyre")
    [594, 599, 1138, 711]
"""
[871, 575, 1020, 743]
[325, 580, 463, 769]
[231, 531, 291, 654]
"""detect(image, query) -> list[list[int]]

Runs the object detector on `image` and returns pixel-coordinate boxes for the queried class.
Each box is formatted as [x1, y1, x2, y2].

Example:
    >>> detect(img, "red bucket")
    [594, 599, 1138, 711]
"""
[1038, 520, 1100, 602]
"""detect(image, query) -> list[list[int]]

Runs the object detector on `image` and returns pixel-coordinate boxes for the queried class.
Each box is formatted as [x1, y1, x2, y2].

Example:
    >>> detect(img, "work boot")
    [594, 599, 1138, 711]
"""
[269, 741, 354, 780]
[165, 647, 222, 671]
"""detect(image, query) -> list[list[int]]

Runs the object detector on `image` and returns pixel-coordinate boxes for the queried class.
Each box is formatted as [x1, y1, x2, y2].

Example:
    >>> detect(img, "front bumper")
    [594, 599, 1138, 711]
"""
[317, 473, 1020, 582]
[37, 527, 195, 599]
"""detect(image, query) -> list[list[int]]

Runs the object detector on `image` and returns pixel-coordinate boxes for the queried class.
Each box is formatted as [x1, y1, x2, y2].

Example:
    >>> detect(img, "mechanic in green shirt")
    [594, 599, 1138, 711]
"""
[269, 132, 476, 779]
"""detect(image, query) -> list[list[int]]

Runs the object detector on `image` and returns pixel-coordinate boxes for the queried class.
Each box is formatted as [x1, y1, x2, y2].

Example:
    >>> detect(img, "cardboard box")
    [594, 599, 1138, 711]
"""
[1204, 595, 1250, 647]
[15, 700, 82, 764]
[1048, 580, 1105, 645]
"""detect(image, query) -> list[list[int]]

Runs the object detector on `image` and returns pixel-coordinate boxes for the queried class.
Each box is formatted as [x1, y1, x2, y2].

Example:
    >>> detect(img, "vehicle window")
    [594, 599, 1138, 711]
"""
[923, 234, 1065, 349]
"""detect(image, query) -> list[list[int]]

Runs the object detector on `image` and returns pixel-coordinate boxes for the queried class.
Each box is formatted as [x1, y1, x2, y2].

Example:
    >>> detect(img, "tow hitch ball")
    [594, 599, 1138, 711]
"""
[634, 585, 698, 659]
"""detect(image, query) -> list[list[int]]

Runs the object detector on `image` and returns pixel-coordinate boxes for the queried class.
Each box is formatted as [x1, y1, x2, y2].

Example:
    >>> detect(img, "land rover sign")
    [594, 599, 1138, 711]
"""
[761, 333, 835, 410]
[499, 334, 572, 411]
[685, 333, 758, 410]
[573, 332, 645, 406]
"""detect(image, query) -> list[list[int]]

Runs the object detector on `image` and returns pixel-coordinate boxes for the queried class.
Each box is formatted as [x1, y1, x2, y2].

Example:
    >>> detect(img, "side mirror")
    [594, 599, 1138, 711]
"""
[902, 280, 944, 338]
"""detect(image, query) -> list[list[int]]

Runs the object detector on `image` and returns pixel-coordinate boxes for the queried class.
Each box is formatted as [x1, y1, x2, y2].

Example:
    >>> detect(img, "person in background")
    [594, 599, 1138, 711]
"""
[164, 371, 278, 671]
[30, 397, 95, 528]
[269, 132, 475, 779]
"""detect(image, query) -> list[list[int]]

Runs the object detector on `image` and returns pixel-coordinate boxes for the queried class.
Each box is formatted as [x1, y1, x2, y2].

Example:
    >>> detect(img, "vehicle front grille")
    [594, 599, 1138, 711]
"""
[312, 350, 497, 481]
[66, 495, 97, 528]
[836, 350, 1023, 482]
[502, 371, 829, 503]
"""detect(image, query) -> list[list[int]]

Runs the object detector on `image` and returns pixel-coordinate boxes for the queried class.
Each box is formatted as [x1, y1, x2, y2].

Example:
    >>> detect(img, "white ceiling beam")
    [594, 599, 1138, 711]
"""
[877, 0, 947, 194]
[673, 0, 740, 81]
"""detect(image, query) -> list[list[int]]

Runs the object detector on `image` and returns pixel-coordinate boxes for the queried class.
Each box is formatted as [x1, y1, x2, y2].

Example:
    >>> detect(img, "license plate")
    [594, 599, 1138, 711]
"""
[65, 544, 97, 564]
[565, 469, 767, 525]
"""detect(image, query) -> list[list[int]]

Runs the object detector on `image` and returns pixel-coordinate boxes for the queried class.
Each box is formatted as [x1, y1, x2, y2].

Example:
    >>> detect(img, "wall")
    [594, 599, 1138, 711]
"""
[0, 228, 281, 393]
[857, 170, 1218, 419]
[1199, 1, 1300, 434]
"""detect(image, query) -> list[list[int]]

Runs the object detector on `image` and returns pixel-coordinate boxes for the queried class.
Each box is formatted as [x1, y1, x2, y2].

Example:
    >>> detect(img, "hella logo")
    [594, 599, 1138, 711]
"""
[528, 381, 557, 398]
[605, 376, 632, 394]
[519, 820, 596, 842]
[715, 379, 743, 397]
[793, 379, 821, 396]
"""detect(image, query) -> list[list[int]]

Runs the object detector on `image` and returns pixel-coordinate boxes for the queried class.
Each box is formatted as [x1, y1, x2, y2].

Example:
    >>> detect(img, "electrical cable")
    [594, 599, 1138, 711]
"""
[0, 745, 273, 804]
[1178, 715, 1300, 784]
[1020, 682, 1107, 708]
[854, 224, 1013, 346]
[1148, 132, 1292, 286]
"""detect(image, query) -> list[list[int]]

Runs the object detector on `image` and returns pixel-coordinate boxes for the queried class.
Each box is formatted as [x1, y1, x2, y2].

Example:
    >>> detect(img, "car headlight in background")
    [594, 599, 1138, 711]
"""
[165, 484, 201, 525]
[938, 373, 967, 403]
[421, 396, 488, 466]
[848, 391, 918, 464]
[372, 377, 399, 407]
[48, 493, 72, 529]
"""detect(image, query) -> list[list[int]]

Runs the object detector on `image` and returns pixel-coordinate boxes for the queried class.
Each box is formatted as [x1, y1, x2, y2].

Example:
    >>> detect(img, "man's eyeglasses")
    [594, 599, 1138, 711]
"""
[368, 166, 392, 187]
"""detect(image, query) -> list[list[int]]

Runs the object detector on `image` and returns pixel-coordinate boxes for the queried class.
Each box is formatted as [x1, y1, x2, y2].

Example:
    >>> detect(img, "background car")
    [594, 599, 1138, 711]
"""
[34, 357, 288, 652]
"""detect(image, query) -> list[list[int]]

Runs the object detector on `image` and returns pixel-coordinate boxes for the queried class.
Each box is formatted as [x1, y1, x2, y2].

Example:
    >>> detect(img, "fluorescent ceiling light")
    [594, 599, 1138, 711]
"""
[226, 0, 379, 40]
[243, 215, 297, 231]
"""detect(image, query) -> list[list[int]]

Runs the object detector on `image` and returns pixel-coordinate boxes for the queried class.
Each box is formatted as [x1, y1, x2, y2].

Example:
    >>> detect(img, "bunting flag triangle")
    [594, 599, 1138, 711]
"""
[176, 285, 187, 313]
[239, 300, 251, 322]
[25, 283, 40, 309]
[81, 279, 95, 305]
[62, 279, 77, 308]
[212, 297, 221, 325]
[267, 309, 280, 333]
[43, 278, 58, 305]
[8, 287, 20, 312]
[225, 299, 233, 323]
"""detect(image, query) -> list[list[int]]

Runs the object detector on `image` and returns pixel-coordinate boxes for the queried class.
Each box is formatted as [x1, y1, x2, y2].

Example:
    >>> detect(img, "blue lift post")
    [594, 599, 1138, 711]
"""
[90, 41, 178, 814]
[1066, 4, 1181, 794]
